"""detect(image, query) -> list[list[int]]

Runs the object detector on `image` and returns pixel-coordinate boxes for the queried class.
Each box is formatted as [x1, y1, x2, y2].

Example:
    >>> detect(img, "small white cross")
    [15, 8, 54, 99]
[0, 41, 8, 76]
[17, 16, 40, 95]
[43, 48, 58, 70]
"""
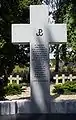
[16, 75, 22, 84]
[53, 74, 59, 84]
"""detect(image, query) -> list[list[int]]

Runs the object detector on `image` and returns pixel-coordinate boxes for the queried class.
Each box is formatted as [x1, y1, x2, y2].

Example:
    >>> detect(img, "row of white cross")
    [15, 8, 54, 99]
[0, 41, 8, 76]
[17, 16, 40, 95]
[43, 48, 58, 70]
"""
[8, 75, 22, 85]
[53, 74, 76, 84]
[7, 74, 76, 85]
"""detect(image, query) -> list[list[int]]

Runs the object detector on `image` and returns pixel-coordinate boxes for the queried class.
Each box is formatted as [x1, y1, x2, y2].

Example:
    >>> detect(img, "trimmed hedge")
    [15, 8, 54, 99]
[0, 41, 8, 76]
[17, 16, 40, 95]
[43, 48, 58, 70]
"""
[4, 83, 22, 95]
[53, 81, 76, 95]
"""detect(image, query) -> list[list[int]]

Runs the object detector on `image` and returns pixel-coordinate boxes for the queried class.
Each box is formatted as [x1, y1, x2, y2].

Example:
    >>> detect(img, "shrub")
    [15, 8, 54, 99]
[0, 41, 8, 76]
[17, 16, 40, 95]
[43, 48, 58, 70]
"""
[52, 81, 76, 95]
[12, 65, 29, 76]
[4, 83, 22, 95]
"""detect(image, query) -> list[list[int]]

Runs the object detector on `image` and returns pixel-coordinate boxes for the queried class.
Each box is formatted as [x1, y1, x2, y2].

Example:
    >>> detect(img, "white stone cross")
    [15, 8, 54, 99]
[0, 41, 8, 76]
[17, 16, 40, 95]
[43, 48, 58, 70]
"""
[11, 5, 67, 113]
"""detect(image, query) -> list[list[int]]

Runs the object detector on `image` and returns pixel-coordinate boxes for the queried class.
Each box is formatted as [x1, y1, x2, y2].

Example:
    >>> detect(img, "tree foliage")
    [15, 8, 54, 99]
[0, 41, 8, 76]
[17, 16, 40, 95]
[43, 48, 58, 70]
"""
[54, 0, 76, 63]
[49, 0, 76, 72]
[0, 0, 41, 75]
[0, 0, 41, 99]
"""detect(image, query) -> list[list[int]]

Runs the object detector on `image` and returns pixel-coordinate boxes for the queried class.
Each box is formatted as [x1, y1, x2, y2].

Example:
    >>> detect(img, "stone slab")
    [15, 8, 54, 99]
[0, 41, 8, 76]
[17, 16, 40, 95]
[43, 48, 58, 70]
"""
[16, 99, 31, 113]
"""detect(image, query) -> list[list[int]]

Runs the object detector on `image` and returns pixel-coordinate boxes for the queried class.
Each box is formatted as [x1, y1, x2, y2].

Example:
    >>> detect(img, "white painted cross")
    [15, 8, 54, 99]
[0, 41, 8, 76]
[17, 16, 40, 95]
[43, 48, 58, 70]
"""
[16, 75, 22, 84]
[53, 74, 59, 84]
[8, 75, 22, 84]
[11, 5, 67, 113]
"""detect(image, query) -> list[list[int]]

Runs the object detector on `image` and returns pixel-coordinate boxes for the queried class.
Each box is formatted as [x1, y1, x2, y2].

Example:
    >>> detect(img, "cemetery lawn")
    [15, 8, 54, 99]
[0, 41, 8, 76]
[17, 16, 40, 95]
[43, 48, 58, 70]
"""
[4, 83, 76, 101]
[52, 81, 76, 95]
[5, 86, 31, 100]
[5, 84, 54, 100]
[4, 83, 22, 96]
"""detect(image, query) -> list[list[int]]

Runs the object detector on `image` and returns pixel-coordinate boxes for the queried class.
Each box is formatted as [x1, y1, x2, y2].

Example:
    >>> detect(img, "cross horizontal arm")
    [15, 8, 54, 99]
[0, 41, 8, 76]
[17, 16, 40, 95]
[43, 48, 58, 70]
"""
[12, 24, 67, 44]
[47, 24, 67, 43]
[12, 24, 32, 44]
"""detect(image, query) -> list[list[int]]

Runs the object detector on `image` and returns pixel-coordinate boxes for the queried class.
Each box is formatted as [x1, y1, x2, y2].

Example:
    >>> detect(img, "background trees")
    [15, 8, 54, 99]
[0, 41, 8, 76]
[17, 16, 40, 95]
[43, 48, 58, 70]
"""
[0, 0, 76, 76]
[50, 0, 76, 72]
[0, 0, 41, 99]
[0, 0, 42, 76]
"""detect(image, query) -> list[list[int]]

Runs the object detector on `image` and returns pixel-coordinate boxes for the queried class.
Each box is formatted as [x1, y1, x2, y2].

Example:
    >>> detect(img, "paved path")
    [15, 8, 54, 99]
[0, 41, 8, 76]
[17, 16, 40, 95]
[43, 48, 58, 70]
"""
[0, 114, 76, 120]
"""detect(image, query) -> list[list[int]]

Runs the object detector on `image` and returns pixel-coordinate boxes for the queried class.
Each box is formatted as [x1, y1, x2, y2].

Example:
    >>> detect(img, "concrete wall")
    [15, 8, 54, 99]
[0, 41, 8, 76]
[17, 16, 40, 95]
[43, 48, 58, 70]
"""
[0, 99, 76, 115]
[51, 100, 76, 113]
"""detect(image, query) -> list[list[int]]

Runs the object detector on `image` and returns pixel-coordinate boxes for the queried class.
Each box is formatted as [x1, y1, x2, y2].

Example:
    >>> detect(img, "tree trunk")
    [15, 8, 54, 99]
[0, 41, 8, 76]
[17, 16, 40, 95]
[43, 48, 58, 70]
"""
[55, 44, 59, 72]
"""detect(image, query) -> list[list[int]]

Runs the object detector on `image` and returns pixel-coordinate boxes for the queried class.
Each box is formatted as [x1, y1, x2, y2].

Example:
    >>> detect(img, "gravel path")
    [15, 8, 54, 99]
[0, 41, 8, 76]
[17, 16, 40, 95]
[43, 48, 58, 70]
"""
[54, 95, 76, 101]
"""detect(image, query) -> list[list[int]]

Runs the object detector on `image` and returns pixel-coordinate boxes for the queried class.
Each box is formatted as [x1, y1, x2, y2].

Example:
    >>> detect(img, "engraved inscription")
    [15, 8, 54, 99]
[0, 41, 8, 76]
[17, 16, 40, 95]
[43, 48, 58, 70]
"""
[31, 43, 48, 82]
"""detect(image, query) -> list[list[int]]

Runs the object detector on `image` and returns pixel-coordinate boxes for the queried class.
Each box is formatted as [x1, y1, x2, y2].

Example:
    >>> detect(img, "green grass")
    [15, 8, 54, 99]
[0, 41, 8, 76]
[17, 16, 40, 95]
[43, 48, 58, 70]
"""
[52, 81, 76, 95]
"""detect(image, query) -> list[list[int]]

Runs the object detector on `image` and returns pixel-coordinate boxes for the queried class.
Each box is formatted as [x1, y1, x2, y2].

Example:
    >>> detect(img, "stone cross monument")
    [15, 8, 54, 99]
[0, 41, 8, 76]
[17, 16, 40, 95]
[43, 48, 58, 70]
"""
[12, 5, 67, 113]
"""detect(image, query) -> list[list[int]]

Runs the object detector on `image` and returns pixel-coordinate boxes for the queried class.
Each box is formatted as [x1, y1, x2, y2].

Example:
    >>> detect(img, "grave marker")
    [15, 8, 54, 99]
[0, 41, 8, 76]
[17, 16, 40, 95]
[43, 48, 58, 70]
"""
[12, 5, 67, 113]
